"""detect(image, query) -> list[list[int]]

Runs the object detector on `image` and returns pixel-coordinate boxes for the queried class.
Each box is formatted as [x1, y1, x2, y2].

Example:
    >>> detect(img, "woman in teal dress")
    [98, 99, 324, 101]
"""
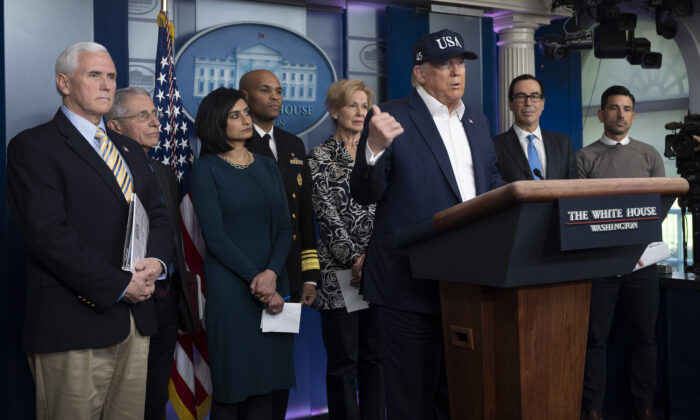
[190, 87, 295, 419]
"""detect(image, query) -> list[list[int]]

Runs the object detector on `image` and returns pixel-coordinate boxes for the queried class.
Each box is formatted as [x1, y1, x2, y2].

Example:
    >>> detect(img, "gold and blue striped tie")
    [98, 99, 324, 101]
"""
[95, 128, 133, 202]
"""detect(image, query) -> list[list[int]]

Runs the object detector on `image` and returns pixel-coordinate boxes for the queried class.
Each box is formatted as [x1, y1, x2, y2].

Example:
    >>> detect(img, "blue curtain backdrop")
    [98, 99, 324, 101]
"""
[481, 17, 498, 137]
[535, 18, 583, 151]
[386, 6, 429, 101]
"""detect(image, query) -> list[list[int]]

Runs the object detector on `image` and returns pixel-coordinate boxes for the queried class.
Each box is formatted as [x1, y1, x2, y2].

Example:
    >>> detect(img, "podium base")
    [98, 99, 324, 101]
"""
[440, 280, 591, 419]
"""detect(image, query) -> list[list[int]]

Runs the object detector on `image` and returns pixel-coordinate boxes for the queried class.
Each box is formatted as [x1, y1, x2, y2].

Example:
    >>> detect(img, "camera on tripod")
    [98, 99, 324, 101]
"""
[664, 114, 700, 160]
[664, 114, 700, 273]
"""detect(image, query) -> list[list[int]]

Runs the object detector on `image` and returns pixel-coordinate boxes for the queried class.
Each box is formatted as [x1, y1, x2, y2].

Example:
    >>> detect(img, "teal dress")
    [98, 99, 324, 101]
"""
[190, 152, 295, 403]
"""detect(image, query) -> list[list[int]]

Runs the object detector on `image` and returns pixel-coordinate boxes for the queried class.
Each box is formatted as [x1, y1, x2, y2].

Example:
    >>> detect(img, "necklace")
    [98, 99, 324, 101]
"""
[218, 151, 253, 169]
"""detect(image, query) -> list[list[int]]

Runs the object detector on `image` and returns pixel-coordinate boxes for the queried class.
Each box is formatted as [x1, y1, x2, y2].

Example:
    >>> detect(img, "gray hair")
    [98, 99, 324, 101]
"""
[55, 42, 109, 76]
[105, 87, 151, 122]
[411, 64, 426, 88]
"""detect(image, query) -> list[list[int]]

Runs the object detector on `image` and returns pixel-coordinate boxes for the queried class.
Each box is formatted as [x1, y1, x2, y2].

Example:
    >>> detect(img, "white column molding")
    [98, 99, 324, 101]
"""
[676, 12, 700, 113]
[493, 12, 551, 132]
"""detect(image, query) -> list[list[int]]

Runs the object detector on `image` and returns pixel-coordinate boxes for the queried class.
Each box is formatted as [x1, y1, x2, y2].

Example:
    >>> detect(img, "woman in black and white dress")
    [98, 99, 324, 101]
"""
[308, 79, 384, 420]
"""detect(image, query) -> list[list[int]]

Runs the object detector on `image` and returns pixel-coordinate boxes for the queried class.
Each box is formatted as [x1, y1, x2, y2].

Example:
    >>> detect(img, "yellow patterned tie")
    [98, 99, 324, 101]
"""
[95, 128, 133, 202]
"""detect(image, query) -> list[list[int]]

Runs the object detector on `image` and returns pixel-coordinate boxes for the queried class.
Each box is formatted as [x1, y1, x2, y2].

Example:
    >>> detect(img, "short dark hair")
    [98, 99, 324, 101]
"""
[508, 74, 545, 100]
[601, 85, 635, 110]
[195, 87, 247, 155]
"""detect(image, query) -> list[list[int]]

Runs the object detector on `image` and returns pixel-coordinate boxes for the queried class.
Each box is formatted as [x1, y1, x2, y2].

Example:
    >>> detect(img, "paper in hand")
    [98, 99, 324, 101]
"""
[261, 302, 302, 333]
[634, 242, 670, 271]
[122, 194, 149, 273]
[336, 269, 369, 313]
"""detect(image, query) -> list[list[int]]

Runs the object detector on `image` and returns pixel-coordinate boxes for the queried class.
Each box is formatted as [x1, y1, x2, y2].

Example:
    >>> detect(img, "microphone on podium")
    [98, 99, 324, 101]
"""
[533, 168, 544, 180]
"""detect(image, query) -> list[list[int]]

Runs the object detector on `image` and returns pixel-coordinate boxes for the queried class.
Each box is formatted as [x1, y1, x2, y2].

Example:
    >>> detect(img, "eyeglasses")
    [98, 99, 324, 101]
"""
[115, 110, 163, 121]
[512, 93, 543, 103]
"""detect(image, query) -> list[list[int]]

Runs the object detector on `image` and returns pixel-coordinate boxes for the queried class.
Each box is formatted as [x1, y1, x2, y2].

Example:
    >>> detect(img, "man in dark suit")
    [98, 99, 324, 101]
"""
[106, 87, 198, 420]
[350, 29, 505, 420]
[6, 42, 172, 419]
[493, 74, 576, 181]
[240, 69, 320, 307]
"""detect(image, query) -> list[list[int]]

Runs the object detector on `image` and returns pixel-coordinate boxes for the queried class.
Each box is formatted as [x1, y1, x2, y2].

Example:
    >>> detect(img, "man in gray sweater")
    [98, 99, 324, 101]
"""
[578, 85, 664, 420]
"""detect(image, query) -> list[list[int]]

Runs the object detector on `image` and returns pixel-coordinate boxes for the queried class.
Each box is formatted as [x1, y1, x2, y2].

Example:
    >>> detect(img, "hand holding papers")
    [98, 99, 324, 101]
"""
[634, 242, 670, 271]
[336, 269, 369, 313]
[122, 194, 149, 273]
[261, 302, 302, 333]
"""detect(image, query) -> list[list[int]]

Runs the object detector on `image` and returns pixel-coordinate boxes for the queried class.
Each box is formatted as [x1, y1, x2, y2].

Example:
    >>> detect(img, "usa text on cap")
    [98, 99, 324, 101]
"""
[413, 29, 478, 65]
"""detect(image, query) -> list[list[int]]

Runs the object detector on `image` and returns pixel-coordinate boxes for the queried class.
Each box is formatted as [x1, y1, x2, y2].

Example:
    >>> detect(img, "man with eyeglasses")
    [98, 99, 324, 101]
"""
[106, 87, 198, 420]
[493, 74, 576, 181]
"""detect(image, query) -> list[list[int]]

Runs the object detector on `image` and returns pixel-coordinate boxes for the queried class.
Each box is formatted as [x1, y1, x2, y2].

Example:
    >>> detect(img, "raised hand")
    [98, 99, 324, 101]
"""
[367, 104, 404, 155]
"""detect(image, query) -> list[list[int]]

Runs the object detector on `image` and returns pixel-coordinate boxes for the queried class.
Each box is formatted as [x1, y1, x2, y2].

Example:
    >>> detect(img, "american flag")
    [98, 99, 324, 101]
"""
[150, 11, 193, 193]
[150, 10, 213, 420]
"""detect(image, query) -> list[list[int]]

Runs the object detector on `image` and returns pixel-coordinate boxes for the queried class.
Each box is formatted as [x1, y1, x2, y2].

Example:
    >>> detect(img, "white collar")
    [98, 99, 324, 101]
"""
[512, 124, 542, 143]
[416, 86, 465, 119]
[254, 123, 274, 140]
[600, 134, 630, 146]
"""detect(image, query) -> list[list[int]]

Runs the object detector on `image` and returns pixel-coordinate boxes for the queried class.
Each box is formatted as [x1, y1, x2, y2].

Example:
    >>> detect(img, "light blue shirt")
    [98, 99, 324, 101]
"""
[60, 106, 167, 301]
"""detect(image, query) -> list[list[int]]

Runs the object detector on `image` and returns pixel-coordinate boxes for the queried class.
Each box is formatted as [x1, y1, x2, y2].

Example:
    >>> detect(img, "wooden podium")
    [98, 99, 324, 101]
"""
[402, 178, 688, 420]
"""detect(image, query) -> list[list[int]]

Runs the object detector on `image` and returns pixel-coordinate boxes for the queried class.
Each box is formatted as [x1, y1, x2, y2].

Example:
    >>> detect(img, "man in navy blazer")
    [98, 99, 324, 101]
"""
[350, 29, 504, 420]
[6, 42, 172, 419]
[106, 87, 199, 420]
[493, 74, 576, 181]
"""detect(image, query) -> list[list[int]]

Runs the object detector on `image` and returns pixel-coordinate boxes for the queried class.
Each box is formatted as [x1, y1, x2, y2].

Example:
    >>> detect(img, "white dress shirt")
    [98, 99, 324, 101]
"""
[512, 124, 547, 179]
[365, 86, 476, 202]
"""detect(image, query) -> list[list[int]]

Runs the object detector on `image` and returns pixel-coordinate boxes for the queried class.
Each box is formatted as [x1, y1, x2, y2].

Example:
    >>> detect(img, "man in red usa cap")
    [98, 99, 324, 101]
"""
[350, 28, 504, 420]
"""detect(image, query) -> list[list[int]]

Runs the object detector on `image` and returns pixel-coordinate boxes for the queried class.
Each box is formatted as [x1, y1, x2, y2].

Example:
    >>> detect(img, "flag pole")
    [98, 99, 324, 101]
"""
[161, 0, 167, 13]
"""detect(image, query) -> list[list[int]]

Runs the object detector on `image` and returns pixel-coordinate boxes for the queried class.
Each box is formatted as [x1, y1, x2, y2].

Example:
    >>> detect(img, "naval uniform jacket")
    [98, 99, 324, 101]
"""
[248, 127, 320, 296]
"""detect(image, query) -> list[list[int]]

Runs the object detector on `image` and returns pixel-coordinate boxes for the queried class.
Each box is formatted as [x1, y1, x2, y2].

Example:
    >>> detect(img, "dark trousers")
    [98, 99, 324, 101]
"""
[582, 265, 659, 411]
[145, 288, 179, 420]
[320, 305, 385, 420]
[210, 389, 289, 420]
[376, 305, 449, 420]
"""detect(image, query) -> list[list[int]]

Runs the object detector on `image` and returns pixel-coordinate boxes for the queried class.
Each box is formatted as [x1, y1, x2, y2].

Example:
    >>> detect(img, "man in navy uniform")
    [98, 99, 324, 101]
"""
[240, 69, 320, 308]
[240, 68, 321, 418]
[350, 29, 504, 419]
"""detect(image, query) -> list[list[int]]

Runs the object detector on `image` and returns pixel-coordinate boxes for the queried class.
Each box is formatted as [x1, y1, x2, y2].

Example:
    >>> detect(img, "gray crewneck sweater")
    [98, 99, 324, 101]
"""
[576, 138, 665, 179]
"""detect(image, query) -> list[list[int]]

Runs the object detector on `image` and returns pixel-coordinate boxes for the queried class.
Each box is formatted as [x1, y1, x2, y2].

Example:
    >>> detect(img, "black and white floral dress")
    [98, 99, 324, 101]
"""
[307, 137, 376, 310]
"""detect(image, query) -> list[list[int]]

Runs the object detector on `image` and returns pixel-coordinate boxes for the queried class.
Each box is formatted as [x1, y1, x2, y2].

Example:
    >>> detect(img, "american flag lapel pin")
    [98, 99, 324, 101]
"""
[122, 145, 129, 152]
[468, 119, 474, 124]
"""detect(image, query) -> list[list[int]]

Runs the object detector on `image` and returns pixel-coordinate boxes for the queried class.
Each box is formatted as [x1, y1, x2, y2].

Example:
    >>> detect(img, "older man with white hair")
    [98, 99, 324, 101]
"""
[350, 29, 504, 420]
[106, 87, 198, 420]
[6, 42, 172, 420]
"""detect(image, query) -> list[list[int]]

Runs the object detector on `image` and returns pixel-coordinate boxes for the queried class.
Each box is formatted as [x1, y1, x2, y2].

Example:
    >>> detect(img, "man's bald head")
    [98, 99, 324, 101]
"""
[239, 69, 274, 93]
[239, 69, 282, 129]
